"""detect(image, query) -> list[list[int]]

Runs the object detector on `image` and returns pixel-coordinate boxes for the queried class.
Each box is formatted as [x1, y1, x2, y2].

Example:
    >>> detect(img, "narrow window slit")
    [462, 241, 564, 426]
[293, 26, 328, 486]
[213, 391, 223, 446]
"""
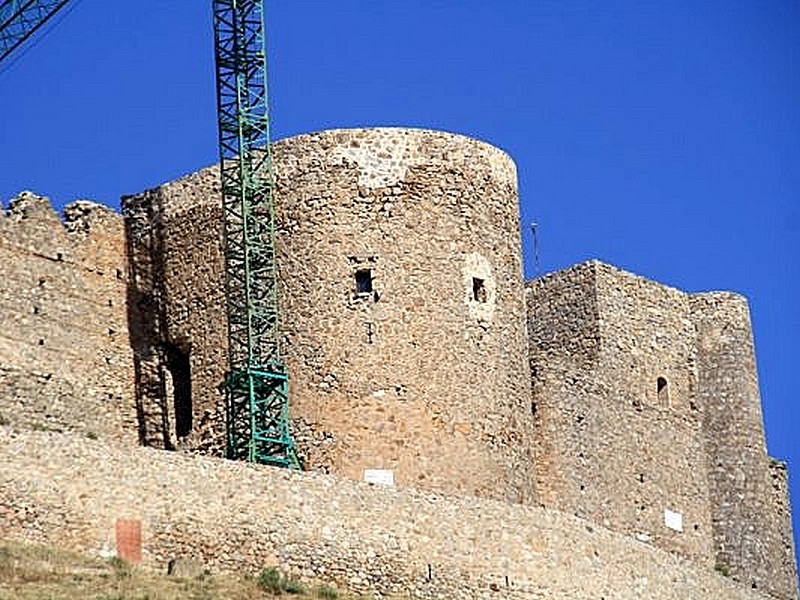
[472, 277, 487, 303]
[657, 377, 670, 407]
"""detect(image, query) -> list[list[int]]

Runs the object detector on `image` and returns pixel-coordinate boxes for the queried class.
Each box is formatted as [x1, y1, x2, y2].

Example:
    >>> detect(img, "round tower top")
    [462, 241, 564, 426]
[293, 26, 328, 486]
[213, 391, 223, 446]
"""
[273, 127, 517, 190]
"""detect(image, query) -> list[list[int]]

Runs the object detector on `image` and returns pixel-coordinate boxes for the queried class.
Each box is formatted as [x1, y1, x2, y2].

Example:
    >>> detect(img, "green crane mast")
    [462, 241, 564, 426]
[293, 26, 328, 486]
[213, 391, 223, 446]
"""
[212, 0, 299, 468]
[0, 0, 70, 63]
[0, 0, 299, 469]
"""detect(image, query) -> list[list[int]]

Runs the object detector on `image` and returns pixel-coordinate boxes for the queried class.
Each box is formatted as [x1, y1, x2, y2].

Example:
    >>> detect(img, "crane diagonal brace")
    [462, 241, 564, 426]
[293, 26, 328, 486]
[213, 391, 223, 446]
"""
[212, 0, 299, 468]
[0, 0, 71, 63]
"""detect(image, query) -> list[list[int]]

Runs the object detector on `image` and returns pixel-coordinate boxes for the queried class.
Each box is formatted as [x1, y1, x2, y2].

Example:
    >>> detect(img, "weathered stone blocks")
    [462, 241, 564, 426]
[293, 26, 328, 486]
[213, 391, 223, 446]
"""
[123, 128, 537, 504]
[1, 128, 796, 600]
[0, 192, 136, 443]
[527, 261, 798, 600]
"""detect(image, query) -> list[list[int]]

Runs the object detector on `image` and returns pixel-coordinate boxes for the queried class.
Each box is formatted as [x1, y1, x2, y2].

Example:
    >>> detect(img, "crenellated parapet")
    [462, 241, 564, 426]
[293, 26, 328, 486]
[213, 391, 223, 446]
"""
[0, 191, 136, 445]
[1, 192, 126, 275]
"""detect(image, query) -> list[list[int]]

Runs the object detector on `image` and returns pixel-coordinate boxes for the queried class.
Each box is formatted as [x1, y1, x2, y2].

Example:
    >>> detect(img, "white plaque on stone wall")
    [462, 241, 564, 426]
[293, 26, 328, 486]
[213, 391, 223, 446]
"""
[664, 508, 683, 532]
[364, 469, 394, 487]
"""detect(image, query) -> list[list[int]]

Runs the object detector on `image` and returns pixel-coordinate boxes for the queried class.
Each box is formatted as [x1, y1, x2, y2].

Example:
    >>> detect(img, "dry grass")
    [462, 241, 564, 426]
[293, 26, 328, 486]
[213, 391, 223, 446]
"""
[0, 541, 362, 600]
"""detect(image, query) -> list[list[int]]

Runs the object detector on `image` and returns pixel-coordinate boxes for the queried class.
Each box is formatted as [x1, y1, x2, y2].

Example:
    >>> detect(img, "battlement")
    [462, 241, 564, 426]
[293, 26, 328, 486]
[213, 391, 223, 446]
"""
[0, 192, 135, 444]
[3, 192, 122, 236]
[1, 192, 126, 274]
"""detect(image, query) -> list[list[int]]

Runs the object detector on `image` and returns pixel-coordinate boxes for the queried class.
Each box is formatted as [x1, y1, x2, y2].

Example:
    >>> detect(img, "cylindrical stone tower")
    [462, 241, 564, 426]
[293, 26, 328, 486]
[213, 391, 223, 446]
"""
[691, 292, 798, 600]
[124, 128, 537, 504]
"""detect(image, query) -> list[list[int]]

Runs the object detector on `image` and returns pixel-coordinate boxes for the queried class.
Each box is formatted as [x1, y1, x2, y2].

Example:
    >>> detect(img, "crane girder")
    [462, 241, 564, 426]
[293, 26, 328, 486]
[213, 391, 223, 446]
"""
[212, 0, 299, 468]
[0, 0, 300, 469]
[0, 0, 71, 64]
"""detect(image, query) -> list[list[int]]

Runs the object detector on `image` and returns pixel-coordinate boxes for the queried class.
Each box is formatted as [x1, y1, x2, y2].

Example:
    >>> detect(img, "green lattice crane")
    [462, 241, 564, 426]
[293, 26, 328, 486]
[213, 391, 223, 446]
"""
[0, 0, 299, 469]
[212, 0, 299, 468]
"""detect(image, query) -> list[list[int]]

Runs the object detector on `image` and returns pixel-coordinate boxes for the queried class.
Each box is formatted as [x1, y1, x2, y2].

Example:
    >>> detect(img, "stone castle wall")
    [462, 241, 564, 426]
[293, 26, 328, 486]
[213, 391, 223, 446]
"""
[123, 128, 537, 504]
[692, 293, 798, 598]
[526, 261, 797, 600]
[0, 193, 136, 443]
[0, 427, 774, 600]
[0, 128, 796, 599]
[527, 262, 715, 568]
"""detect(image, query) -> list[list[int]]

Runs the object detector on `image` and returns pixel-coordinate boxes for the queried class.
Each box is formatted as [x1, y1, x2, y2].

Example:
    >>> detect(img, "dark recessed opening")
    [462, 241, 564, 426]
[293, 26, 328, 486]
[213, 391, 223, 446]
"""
[472, 277, 487, 303]
[355, 268, 373, 295]
[165, 344, 192, 439]
[56, 252, 63, 261]
[657, 377, 669, 407]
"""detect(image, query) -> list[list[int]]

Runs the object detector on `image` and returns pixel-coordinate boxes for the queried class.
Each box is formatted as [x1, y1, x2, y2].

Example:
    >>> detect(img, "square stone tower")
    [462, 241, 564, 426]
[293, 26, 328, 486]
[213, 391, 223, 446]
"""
[526, 260, 797, 600]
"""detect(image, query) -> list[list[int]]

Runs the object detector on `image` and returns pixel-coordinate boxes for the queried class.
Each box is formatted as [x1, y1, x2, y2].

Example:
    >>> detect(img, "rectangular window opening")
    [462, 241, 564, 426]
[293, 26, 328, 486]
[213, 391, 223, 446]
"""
[472, 277, 487, 303]
[356, 269, 373, 295]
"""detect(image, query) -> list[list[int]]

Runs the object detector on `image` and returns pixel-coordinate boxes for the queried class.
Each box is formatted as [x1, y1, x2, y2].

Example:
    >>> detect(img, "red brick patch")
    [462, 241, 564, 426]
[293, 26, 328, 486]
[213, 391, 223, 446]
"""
[115, 518, 142, 563]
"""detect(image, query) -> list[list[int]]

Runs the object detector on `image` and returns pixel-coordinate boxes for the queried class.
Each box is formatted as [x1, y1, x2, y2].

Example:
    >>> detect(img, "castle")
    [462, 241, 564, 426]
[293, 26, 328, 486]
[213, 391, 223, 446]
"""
[0, 128, 796, 599]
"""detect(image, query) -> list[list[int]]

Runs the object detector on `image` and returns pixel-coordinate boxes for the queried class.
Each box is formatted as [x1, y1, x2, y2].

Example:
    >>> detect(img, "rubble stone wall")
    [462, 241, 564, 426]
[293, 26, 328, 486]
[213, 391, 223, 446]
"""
[691, 292, 799, 599]
[0, 193, 136, 443]
[1, 132, 795, 600]
[526, 262, 797, 600]
[123, 128, 537, 504]
[526, 262, 714, 568]
[0, 427, 772, 600]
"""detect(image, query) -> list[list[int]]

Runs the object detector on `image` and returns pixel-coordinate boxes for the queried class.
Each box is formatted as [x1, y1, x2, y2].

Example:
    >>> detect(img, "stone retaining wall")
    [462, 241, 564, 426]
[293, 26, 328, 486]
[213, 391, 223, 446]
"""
[0, 427, 773, 600]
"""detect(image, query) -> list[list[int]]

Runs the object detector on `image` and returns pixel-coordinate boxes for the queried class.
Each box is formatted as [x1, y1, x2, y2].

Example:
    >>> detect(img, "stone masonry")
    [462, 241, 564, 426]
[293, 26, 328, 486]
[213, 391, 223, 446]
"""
[0, 193, 136, 443]
[0, 427, 781, 600]
[0, 127, 797, 599]
[527, 261, 797, 600]
[123, 128, 537, 504]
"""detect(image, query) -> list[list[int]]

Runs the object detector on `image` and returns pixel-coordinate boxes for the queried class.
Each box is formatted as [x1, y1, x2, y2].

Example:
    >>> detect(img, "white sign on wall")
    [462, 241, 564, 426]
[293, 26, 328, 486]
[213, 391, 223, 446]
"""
[664, 508, 684, 532]
[364, 469, 395, 487]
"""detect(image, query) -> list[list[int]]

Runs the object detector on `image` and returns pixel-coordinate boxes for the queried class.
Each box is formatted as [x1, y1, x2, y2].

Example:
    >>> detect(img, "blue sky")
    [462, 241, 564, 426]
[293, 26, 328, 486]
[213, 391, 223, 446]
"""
[1, 0, 798, 564]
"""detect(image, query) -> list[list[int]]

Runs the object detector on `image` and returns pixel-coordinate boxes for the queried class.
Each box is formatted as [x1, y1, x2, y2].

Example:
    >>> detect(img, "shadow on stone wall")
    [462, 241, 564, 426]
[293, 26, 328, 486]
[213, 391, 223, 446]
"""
[122, 189, 173, 451]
